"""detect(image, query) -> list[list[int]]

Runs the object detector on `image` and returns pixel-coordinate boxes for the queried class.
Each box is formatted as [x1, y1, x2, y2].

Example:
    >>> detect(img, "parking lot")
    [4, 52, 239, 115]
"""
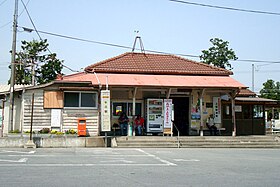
[1, 148, 280, 186]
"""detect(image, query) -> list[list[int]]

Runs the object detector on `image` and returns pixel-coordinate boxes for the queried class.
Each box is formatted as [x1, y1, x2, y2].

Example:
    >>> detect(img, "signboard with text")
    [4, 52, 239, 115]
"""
[213, 97, 221, 124]
[164, 99, 172, 128]
[101, 90, 111, 131]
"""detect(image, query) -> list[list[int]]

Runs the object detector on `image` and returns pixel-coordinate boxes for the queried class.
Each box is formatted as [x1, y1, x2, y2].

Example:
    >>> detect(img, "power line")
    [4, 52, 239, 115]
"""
[235, 70, 280, 73]
[20, 0, 79, 73]
[233, 59, 280, 64]
[170, 0, 280, 16]
[0, 0, 30, 29]
[20, 0, 44, 44]
[19, 26, 280, 65]
[0, 0, 8, 7]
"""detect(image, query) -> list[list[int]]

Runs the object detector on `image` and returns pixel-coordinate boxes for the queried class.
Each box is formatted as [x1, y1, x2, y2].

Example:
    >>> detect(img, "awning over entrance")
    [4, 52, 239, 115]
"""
[62, 73, 247, 89]
[235, 97, 279, 104]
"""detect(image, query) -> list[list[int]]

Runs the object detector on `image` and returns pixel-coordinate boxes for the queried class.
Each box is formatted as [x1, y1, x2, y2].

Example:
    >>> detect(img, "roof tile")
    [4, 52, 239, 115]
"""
[85, 52, 233, 76]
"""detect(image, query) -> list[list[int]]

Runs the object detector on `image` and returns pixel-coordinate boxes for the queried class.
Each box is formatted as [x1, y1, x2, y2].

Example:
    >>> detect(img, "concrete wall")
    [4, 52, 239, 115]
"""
[0, 136, 107, 148]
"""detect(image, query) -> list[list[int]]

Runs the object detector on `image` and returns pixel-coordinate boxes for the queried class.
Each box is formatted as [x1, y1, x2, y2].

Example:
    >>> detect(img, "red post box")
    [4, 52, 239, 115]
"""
[77, 118, 87, 136]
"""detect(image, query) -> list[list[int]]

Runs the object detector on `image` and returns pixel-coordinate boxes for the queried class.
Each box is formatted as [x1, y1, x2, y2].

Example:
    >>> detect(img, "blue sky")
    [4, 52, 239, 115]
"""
[1, 0, 280, 93]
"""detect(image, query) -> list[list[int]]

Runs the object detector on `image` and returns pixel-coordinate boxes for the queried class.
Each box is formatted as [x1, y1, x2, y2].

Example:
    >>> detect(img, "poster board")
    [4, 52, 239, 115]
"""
[51, 109, 62, 128]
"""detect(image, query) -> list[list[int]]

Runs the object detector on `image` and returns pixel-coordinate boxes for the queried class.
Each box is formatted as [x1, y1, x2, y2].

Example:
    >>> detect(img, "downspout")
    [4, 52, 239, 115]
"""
[93, 71, 102, 90]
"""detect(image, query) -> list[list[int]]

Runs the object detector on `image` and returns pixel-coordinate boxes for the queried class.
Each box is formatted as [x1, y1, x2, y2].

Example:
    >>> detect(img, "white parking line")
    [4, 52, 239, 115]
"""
[173, 159, 200, 162]
[0, 158, 28, 163]
[0, 163, 173, 167]
[1, 150, 35, 154]
[100, 159, 135, 163]
[136, 149, 177, 166]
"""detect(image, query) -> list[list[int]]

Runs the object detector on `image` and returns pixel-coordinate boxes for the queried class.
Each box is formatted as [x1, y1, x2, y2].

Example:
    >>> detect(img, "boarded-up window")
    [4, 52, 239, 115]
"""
[44, 91, 63, 108]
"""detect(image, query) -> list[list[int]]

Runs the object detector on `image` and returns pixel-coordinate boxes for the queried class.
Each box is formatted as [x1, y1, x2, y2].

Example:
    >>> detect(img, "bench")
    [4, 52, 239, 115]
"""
[191, 127, 226, 135]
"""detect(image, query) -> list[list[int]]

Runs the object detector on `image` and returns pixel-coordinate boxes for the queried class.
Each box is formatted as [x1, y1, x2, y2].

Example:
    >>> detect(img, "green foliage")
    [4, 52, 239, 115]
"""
[200, 38, 238, 70]
[260, 79, 280, 101]
[11, 39, 63, 85]
[65, 129, 77, 134]
[38, 128, 51, 134]
[9, 129, 20, 133]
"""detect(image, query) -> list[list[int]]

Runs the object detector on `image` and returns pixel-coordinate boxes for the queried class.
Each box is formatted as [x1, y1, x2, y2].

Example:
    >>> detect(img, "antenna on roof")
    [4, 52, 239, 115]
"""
[132, 31, 145, 53]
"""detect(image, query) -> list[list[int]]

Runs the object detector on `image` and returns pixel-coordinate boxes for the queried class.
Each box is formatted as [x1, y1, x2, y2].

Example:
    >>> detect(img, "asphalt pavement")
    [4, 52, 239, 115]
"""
[0, 148, 279, 187]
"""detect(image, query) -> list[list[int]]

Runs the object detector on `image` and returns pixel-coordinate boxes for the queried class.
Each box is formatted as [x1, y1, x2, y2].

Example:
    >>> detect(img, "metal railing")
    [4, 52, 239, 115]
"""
[172, 121, 180, 148]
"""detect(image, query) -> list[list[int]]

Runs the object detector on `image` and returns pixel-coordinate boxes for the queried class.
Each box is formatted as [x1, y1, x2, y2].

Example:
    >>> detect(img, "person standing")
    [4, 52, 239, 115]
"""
[118, 112, 129, 136]
[134, 114, 145, 135]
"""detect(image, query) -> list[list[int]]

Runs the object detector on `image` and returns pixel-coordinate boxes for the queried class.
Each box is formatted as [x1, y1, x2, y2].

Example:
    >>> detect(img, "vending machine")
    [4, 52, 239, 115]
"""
[146, 99, 164, 133]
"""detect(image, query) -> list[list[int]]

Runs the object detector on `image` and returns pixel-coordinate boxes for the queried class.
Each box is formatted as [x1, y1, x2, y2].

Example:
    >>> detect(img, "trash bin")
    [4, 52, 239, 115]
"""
[77, 118, 87, 136]
[127, 122, 133, 136]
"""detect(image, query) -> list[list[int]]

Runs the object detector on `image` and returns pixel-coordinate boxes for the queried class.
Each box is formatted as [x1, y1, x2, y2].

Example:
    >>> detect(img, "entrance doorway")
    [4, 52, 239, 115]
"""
[172, 97, 189, 136]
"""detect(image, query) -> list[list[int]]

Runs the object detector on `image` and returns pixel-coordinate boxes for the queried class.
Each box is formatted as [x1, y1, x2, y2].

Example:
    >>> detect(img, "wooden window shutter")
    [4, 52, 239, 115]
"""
[44, 91, 63, 108]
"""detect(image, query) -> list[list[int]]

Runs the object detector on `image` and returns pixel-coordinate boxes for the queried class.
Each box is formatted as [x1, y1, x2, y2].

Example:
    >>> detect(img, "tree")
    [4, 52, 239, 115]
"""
[12, 39, 63, 85]
[200, 38, 238, 70]
[260, 79, 280, 101]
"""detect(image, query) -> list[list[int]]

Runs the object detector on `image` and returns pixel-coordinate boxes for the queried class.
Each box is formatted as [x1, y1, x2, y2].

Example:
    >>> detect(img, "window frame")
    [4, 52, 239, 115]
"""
[112, 101, 143, 117]
[64, 91, 98, 109]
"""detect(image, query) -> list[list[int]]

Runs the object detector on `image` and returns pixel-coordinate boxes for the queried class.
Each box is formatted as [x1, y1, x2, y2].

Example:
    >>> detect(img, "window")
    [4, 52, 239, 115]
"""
[64, 92, 97, 108]
[253, 105, 264, 119]
[113, 102, 142, 117]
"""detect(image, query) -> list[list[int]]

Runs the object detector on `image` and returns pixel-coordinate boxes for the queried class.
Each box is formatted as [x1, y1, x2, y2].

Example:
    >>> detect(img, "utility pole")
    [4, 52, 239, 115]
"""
[8, 0, 19, 132]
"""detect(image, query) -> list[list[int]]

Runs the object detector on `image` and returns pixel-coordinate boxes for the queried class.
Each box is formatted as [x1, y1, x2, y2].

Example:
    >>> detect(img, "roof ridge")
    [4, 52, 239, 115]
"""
[170, 54, 233, 75]
[85, 52, 131, 72]
[84, 51, 232, 76]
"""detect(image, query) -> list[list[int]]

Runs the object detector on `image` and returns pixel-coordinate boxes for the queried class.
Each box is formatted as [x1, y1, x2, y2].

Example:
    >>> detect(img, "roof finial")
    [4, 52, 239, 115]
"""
[132, 31, 145, 53]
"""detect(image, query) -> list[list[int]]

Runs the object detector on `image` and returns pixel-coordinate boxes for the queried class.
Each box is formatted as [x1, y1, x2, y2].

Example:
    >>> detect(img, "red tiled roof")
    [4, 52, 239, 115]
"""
[237, 89, 256, 97]
[85, 52, 233, 76]
[62, 72, 246, 89]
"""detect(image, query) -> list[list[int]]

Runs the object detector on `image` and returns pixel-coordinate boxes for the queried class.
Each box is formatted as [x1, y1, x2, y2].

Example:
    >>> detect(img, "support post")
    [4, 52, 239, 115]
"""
[199, 89, 205, 136]
[229, 89, 239, 137]
[132, 87, 137, 136]
[24, 92, 36, 148]
[231, 97, 236, 137]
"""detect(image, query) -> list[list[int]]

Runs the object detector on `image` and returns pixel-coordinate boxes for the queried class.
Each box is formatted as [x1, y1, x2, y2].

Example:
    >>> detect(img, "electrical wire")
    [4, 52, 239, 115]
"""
[20, 0, 80, 73]
[19, 26, 280, 65]
[170, 0, 280, 16]
[0, 0, 8, 7]
[0, 0, 30, 29]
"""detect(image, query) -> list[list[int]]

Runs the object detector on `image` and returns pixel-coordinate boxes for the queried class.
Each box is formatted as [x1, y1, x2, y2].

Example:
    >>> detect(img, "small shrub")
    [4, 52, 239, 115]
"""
[24, 130, 35, 134]
[51, 130, 57, 134]
[9, 129, 20, 133]
[65, 129, 77, 135]
[39, 128, 50, 134]
[56, 131, 64, 135]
